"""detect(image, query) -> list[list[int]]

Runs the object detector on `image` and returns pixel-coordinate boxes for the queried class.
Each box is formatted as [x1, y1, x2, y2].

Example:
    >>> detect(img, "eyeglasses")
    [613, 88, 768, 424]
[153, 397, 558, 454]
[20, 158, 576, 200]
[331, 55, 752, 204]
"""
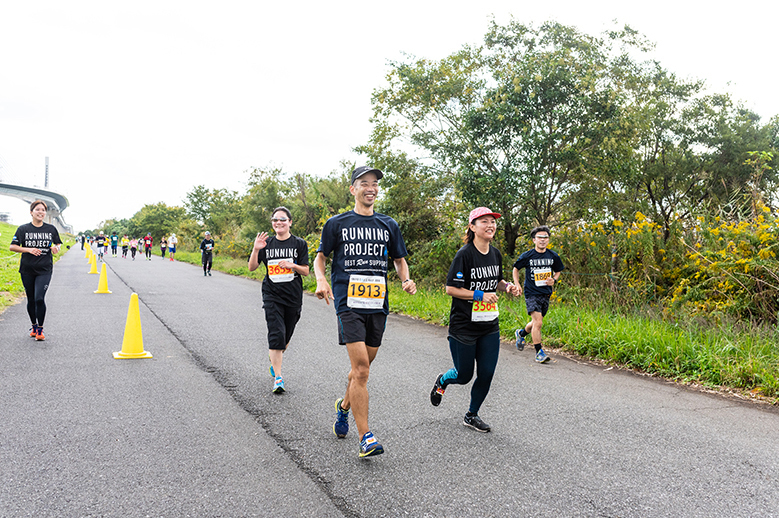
[271, 218, 289, 223]
[534, 235, 550, 239]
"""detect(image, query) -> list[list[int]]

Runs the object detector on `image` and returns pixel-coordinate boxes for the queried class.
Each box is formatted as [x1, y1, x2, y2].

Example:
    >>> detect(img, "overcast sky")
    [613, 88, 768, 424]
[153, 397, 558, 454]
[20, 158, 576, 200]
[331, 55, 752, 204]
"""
[1, 1, 776, 232]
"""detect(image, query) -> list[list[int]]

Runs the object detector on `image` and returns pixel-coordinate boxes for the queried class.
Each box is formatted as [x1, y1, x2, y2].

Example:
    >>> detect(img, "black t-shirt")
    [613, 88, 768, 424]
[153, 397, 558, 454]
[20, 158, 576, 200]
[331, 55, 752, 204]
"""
[254, 234, 309, 307]
[95, 235, 106, 247]
[513, 248, 565, 298]
[446, 243, 504, 344]
[11, 222, 62, 275]
[200, 239, 215, 254]
[317, 210, 407, 315]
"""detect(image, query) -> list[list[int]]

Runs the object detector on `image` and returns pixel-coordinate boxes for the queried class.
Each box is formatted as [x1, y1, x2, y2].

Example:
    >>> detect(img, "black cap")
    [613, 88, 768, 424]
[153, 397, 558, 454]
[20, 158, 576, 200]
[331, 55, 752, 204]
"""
[351, 166, 383, 184]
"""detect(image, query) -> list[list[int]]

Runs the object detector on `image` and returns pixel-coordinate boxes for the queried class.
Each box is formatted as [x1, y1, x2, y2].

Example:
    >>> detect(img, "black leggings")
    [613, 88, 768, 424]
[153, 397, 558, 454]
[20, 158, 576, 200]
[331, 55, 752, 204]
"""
[202, 253, 212, 272]
[145, 247, 152, 259]
[21, 272, 53, 327]
[441, 332, 500, 415]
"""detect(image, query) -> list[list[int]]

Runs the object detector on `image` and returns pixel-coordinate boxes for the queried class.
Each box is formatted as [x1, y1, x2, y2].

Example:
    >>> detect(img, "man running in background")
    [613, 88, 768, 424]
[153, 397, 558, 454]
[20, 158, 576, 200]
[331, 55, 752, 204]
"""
[200, 231, 214, 276]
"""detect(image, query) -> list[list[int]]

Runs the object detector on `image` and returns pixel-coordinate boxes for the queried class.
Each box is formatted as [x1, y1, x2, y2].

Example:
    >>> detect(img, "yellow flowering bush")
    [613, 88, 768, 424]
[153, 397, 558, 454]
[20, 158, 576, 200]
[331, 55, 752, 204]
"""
[554, 203, 779, 324]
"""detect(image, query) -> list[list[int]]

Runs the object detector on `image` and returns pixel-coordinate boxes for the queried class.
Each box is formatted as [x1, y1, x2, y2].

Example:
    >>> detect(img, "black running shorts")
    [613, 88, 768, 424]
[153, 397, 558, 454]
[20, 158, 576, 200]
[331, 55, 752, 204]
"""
[337, 311, 387, 347]
[263, 302, 302, 350]
[525, 295, 550, 316]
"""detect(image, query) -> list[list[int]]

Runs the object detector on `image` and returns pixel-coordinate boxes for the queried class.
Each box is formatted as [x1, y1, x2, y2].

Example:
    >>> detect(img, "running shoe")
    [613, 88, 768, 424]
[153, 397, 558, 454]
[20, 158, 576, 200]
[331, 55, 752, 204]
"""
[207, 271, 211, 276]
[35, 327, 45, 341]
[535, 349, 550, 364]
[514, 329, 526, 351]
[430, 373, 445, 407]
[204, 272, 207, 276]
[273, 377, 285, 394]
[463, 413, 491, 433]
[333, 398, 349, 438]
[358, 431, 384, 458]
[29, 325, 38, 338]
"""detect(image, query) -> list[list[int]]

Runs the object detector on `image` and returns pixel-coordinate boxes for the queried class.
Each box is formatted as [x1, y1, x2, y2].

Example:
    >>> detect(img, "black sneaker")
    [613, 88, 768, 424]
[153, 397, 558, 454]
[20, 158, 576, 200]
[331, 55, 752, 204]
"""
[463, 413, 490, 433]
[430, 373, 445, 406]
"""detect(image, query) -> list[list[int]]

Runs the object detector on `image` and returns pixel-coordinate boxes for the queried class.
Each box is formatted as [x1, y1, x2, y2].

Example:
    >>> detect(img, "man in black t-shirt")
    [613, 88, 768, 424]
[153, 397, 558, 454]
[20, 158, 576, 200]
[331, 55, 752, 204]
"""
[512, 225, 565, 364]
[314, 166, 417, 458]
[200, 231, 215, 276]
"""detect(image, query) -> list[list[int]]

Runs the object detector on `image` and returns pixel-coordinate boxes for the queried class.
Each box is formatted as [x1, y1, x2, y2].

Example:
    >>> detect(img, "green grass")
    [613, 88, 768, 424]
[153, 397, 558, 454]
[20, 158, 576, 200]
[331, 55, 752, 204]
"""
[388, 281, 779, 401]
[0, 221, 76, 310]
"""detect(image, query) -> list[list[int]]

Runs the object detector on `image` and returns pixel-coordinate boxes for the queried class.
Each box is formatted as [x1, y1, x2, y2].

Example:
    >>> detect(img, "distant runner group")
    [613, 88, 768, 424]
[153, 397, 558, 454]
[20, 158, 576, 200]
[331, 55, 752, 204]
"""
[10, 165, 565, 459]
[80, 232, 180, 262]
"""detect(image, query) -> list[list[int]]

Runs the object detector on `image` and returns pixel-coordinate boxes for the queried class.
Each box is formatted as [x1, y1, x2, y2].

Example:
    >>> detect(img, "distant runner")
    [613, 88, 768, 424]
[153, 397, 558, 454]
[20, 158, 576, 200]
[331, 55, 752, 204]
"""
[200, 231, 215, 276]
[168, 234, 178, 261]
[143, 233, 153, 261]
[121, 234, 129, 259]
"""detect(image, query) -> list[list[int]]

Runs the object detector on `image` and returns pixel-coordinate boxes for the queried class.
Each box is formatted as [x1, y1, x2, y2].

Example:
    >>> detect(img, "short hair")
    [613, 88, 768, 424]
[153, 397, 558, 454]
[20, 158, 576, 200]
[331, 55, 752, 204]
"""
[530, 225, 551, 238]
[30, 200, 48, 211]
[272, 206, 292, 221]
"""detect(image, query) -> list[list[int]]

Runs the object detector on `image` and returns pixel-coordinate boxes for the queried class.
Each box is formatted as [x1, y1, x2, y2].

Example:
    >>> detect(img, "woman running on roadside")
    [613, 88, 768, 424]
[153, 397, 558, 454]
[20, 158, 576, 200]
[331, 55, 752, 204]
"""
[10, 200, 63, 341]
[248, 207, 309, 394]
[429, 207, 520, 432]
[130, 237, 138, 260]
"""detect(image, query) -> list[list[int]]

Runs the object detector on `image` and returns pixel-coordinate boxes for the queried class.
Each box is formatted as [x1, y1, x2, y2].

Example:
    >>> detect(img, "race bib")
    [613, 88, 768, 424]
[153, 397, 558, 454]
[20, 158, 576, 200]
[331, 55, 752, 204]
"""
[472, 295, 499, 322]
[347, 275, 386, 309]
[268, 259, 294, 283]
[534, 268, 552, 287]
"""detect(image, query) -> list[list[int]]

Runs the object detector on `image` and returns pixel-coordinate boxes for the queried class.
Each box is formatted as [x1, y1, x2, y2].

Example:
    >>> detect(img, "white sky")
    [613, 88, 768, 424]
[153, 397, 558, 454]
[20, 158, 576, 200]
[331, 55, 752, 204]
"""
[1, 0, 776, 232]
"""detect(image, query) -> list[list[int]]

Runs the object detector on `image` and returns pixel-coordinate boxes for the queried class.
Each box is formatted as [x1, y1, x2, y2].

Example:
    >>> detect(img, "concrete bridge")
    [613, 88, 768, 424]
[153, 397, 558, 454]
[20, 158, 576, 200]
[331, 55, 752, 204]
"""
[0, 182, 72, 234]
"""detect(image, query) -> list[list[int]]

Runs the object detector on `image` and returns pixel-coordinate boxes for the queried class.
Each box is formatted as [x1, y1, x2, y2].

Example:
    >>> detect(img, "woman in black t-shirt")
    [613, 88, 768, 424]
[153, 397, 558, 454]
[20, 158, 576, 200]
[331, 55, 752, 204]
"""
[10, 200, 63, 341]
[248, 207, 310, 394]
[429, 207, 520, 432]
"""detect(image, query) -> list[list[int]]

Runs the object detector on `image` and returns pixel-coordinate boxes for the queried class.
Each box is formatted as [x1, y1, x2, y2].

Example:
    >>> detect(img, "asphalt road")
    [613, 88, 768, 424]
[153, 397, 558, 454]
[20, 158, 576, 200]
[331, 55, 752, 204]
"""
[2, 247, 778, 517]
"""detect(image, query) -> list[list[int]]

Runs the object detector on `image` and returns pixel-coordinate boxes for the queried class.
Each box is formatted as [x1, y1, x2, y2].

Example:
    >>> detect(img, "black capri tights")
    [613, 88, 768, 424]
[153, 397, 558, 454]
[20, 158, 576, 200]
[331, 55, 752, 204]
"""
[20, 272, 52, 327]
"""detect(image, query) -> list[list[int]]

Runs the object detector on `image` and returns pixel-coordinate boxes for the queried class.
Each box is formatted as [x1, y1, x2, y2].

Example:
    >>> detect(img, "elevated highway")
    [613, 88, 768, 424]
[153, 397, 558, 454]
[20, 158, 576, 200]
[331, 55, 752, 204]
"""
[0, 182, 72, 234]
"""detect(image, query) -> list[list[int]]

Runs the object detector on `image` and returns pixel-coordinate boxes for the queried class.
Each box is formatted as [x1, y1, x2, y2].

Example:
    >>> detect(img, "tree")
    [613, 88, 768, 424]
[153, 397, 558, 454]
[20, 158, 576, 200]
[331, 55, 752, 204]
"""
[127, 203, 188, 242]
[184, 185, 241, 237]
[368, 20, 648, 255]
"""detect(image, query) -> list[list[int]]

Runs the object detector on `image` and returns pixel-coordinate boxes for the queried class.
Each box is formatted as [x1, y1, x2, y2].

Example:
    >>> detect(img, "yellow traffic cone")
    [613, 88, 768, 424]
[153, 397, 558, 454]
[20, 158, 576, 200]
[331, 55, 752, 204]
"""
[88, 255, 99, 274]
[94, 263, 112, 294]
[86, 246, 92, 261]
[84, 246, 89, 259]
[113, 293, 153, 359]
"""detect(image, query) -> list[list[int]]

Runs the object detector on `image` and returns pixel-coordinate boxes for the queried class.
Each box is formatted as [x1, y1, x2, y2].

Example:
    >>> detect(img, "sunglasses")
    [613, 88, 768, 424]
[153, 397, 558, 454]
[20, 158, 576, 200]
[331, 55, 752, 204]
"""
[271, 218, 289, 223]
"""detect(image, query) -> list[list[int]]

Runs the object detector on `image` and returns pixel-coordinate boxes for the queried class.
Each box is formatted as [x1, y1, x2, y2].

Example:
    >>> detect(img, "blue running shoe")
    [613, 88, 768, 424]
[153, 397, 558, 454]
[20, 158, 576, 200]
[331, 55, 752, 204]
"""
[358, 431, 384, 458]
[333, 398, 349, 438]
[535, 349, 550, 364]
[514, 329, 526, 351]
[273, 377, 285, 394]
